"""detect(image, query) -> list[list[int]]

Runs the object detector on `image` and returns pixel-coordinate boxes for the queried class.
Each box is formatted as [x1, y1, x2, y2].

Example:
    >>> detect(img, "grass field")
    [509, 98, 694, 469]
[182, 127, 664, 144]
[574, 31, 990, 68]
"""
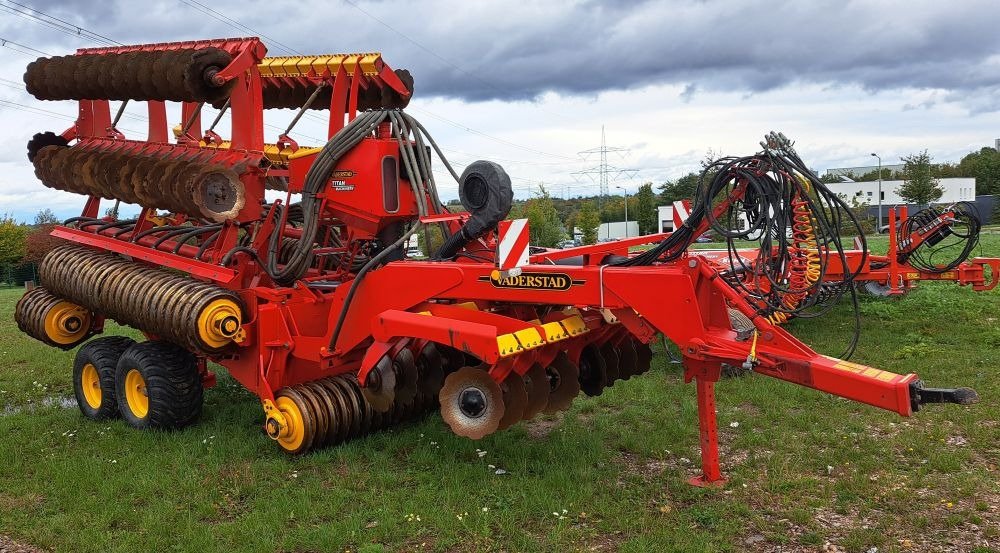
[1, 237, 999, 552]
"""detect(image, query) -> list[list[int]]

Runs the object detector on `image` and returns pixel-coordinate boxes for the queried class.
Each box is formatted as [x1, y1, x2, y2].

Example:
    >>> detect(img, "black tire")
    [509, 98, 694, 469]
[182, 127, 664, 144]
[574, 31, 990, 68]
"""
[72, 336, 136, 420]
[115, 341, 203, 430]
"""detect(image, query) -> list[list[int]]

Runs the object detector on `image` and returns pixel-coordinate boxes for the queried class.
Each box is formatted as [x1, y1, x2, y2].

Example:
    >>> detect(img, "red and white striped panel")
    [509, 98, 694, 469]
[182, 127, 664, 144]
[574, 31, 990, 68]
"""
[672, 199, 692, 229]
[496, 218, 530, 271]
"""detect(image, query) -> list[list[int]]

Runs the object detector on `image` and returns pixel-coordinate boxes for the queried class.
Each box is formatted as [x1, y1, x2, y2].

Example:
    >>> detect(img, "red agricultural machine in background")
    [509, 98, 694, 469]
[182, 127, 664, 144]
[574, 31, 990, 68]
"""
[13, 37, 980, 485]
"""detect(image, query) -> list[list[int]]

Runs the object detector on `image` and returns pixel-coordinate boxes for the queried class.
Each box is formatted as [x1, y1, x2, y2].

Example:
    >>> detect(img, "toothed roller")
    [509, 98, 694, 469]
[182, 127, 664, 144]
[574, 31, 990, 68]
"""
[30, 145, 245, 222]
[14, 287, 95, 350]
[24, 48, 235, 103]
[271, 373, 436, 455]
[39, 244, 244, 354]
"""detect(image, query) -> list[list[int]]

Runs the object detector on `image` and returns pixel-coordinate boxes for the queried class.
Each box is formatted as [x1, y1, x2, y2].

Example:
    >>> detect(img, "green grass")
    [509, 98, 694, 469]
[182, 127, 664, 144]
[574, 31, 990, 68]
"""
[2, 238, 1000, 552]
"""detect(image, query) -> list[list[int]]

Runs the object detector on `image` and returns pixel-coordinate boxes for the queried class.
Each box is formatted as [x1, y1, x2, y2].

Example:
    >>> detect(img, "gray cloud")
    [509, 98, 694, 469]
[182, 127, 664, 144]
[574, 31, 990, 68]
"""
[3, 0, 1000, 111]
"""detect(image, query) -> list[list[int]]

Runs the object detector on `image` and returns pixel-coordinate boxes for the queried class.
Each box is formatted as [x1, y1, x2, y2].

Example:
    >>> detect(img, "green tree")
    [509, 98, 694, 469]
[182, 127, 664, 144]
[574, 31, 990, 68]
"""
[577, 200, 600, 245]
[658, 172, 700, 204]
[34, 208, 59, 226]
[958, 146, 1000, 196]
[0, 214, 29, 265]
[897, 151, 944, 206]
[633, 182, 656, 235]
[519, 185, 565, 248]
[417, 224, 445, 257]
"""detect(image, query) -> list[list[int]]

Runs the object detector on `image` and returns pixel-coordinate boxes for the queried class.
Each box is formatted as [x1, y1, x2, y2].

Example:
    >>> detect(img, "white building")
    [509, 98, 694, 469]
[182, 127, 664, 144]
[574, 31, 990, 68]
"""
[657, 204, 750, 234]
[598, 221, 639, 240]
[825, 177, 976, 205]
[657, 205, 677, 232]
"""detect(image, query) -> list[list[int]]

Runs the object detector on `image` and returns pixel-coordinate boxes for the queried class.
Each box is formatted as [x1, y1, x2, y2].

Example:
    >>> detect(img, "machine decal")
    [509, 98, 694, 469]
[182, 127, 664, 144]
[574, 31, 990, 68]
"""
[482, 271, 579, 291]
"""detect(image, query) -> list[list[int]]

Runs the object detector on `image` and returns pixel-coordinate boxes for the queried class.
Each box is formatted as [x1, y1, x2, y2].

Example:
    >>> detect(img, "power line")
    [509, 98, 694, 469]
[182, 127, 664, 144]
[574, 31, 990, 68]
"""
[176, 0, 300, 56]
[572, 126, 637, 204]
[0, 37, 50, 56]
[0, 1, 119, 45]
[407, 106, 576, 160]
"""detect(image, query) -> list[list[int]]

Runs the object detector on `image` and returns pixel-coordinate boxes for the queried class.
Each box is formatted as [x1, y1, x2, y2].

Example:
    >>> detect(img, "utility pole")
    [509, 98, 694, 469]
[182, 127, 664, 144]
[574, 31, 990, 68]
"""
[871, 152, 882, 233]
[573, 126, 637, 209]
[616, 185, 629, 237]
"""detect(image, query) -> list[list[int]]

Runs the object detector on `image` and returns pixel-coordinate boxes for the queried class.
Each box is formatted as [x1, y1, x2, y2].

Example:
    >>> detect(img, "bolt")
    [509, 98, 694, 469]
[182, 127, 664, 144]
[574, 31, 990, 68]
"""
[688, 259, 698, 268]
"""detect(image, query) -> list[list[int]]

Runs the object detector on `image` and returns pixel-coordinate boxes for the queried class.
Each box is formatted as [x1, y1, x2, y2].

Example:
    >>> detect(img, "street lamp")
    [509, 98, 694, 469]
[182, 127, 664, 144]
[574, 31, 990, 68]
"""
[870, 152, 882, 233]
[616, 185, 629, 237]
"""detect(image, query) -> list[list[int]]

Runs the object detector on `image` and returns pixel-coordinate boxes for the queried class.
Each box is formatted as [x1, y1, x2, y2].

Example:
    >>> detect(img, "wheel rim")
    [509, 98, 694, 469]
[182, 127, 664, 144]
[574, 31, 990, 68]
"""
[44, 301, 90, 345]
[124, 369, 149, 418]
[274, 396, 306, 452]
[80, 363, 101, 409]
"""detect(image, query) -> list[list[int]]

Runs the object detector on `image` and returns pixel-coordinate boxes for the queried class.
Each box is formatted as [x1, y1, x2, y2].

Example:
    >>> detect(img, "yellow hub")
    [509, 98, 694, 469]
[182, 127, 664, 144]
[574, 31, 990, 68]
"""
[272, 396, 305, 452]
[196, 298, 242, 349]
[80, 363, 102, 409]
[43, 301, 91, 345]
[124, 369, 149, 419]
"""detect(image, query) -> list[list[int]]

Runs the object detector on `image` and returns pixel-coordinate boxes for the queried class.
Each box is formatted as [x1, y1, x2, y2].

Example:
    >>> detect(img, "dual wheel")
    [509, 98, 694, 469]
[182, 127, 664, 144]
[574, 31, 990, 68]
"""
[73, 337, 203, 429]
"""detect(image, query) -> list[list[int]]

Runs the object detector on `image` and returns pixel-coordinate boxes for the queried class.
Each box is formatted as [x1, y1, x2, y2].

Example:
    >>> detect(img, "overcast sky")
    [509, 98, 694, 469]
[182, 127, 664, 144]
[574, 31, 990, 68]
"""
[1, 0, 999, 222]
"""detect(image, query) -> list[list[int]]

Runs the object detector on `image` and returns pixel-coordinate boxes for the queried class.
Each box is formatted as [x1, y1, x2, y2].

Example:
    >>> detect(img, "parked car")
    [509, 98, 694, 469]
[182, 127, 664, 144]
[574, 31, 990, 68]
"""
[695, 234, 714, 243]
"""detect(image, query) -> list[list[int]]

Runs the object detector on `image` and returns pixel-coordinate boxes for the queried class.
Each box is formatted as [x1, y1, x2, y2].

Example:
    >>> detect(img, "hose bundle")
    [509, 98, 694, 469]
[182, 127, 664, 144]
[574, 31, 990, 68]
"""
[617, 132, 868, 357]
[897, 202, 981, 273]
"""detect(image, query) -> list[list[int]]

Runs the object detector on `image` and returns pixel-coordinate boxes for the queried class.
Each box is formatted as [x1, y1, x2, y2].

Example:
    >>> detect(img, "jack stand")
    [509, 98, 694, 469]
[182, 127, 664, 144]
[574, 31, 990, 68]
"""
[689, 377, 726, 487]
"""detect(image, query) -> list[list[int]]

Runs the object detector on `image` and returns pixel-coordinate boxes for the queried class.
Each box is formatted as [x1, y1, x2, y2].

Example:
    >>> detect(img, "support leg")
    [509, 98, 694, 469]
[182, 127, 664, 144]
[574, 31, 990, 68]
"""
[689, 377, 726, 487]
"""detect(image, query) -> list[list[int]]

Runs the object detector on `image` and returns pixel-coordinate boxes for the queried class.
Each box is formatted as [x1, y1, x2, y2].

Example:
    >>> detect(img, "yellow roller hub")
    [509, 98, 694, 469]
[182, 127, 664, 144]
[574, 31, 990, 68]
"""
[80, 363, 102, 409]
[196, 298, 242, 349]
[274, 396, 306, 452]
[44, 301, 91, 346]
[124, 369, 149, 419]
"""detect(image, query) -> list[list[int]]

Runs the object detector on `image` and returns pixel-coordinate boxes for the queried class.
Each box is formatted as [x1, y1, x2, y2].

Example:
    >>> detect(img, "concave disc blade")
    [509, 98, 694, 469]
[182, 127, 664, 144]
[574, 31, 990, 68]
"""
[416, 343, 445, 396]
[392, 348, 419, 406]
[634, 340, 653, 375]
[579, 344, 608, 397]
[543, 352, 581, 414]
[521, 363, 550, 421]
[600, 342, 620, 385]
[616, 339, 639, 381]
[497, 371, 528, 431]
[360, 355, 396, 413]
[439, 366, 504, 440]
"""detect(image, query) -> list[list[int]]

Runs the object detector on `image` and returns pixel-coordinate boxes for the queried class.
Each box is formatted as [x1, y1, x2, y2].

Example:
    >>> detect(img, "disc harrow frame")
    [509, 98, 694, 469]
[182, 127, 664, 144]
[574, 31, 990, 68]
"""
[14, 36, 981, 487]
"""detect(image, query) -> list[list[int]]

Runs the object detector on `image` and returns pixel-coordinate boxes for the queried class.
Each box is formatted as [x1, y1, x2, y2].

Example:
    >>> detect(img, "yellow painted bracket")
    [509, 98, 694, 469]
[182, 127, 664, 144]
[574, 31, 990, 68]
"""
[262, 399, 287, 439]
[497, 333, 523, 357]
[513, 328, 544, 350]
[559, 315, 588, 337]
[258, 53, 384, 78]
[541, 321, 569, 343]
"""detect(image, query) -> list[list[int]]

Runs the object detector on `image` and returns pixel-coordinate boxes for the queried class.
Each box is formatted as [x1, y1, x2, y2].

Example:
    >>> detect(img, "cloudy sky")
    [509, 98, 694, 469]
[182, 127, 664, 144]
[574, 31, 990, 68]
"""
[1, 0, 999, 221]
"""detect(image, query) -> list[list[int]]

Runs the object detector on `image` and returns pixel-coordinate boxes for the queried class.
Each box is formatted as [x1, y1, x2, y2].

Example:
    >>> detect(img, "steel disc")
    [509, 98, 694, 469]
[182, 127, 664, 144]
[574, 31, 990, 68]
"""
[439, 366, 504, 440]
[543, 353, 581, 413]
[863, 281, 892, 297]
[303, 381, 336, 447]
[416, 343, 445, 396]
[333, 376, 364, 440]
[274, 387, 315, 454]
[296, 385, 329, 449]
[360, 355, 396, 412]
[521, 363, 550, 420]
[579, 344, 608, 397]
[600, 342, 620, 385]
[616, 339, 639, 381]
[392, 348, 419, 406]
[440, 346, 466, 375]
[497, 372, 528, 431]
[324, 377, 354, 444]
[634, 340, 653, 375]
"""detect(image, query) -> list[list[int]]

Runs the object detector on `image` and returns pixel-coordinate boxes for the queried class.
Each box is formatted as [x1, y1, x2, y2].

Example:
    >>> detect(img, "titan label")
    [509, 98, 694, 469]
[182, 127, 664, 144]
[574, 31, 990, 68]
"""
[481, 271, 582, 291]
